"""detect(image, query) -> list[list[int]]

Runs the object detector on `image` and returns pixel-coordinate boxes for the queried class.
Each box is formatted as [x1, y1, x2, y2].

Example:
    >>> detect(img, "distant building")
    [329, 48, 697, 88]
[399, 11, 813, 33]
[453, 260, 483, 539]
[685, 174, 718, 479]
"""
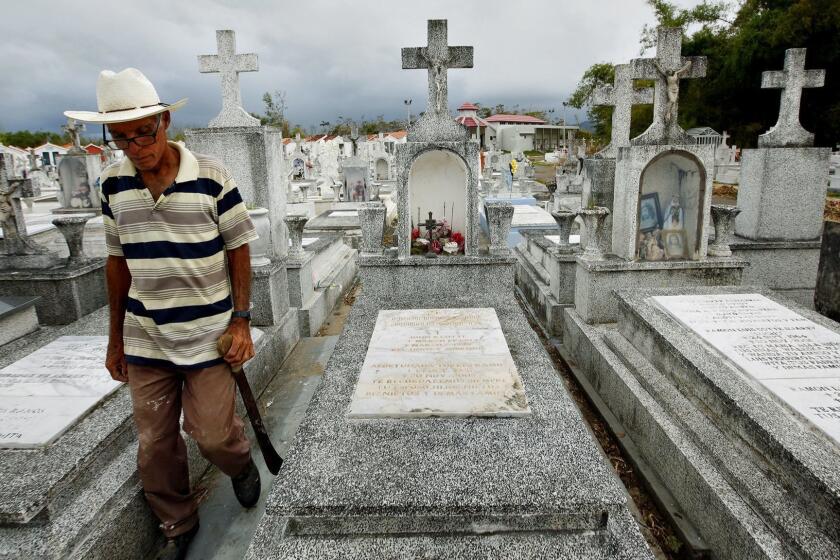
[32, 142, 68, 168]
[686, 127, 722, 146]
[474, 110, 578, 153]
[454, 103, 488, 147]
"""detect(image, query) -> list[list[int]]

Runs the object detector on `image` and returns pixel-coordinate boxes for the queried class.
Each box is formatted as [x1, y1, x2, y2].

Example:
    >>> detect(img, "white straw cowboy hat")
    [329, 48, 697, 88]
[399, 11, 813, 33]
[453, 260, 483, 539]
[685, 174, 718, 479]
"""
[64, 68, 187, 124]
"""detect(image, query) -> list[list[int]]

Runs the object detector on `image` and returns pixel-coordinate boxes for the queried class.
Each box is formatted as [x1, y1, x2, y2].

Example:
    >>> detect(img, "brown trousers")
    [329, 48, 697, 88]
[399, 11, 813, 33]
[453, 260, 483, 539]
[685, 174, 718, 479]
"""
[127, 362, 251, 537]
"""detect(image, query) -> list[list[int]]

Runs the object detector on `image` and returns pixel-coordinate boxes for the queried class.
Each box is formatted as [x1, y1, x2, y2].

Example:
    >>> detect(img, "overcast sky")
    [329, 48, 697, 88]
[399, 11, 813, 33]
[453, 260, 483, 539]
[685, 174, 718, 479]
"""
[0, 0, 703, 134]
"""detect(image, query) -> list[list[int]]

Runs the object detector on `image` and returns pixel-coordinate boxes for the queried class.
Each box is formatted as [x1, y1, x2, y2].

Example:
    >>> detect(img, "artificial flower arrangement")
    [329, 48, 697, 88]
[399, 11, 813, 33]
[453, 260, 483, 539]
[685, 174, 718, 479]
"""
[411, 220, 465, 256]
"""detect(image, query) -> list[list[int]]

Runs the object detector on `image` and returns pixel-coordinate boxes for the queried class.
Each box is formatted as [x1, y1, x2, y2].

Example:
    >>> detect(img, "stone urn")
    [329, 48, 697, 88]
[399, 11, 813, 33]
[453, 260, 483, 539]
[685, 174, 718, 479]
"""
[551, 209, 577, 254]
[284, 214, 309, 260]
[247, 207, 271, 267]
[52, 214, 95, 264]
[484, 201, 514, 256]
[359, 202, 386, 256]
[577, 206, 610, 260]
[708, 204, 741, 257]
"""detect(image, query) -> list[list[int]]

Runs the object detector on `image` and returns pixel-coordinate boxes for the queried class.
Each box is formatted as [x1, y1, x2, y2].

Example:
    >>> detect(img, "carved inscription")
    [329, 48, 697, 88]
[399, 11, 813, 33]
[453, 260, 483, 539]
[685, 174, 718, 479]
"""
[348, 308, 530, 418]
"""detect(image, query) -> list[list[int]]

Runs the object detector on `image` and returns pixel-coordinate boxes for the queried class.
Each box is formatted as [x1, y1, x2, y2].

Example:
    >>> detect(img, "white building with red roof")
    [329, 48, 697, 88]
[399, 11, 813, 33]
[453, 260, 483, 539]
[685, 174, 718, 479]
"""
[455, 105, 579, 153]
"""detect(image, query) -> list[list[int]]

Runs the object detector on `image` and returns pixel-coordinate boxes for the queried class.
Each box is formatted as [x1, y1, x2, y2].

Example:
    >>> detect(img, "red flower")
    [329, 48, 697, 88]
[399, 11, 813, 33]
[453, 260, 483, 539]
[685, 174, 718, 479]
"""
[411, 227, 420, 240]
[430, 240, 443, 254]
[451, 232, 465, 246]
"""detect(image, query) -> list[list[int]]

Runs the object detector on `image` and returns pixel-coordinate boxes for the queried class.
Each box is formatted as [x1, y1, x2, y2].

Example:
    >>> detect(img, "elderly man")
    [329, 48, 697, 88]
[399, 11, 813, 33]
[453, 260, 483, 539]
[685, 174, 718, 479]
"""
[66, 68, 260, 560]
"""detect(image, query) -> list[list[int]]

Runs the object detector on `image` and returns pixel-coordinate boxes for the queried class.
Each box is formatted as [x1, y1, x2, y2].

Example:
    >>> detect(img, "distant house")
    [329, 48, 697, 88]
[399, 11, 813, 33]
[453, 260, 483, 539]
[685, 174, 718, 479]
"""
[459, 107, 578, 153]
[686, 127, 722, 146]
[454, 103, 488, 146]
[32, 142, 68, 167]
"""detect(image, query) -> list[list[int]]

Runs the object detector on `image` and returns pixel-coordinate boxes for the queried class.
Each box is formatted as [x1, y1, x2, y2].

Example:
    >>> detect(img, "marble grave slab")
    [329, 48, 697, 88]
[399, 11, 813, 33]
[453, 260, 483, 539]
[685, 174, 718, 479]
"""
[348, 308, 531, 418]
[0, 336, 120, 448]
[331, 210, 359, 217]
[652, 293, 840, 446]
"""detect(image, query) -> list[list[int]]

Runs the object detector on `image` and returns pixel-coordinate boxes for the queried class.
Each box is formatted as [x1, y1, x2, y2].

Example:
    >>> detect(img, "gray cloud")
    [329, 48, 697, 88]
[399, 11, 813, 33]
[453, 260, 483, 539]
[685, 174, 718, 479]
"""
[0, 0, 701, 133]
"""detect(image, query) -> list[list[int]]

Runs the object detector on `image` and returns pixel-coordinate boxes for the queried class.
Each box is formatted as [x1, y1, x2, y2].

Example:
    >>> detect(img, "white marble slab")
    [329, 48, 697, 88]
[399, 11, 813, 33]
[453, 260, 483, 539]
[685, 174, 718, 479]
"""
[761, 379, 840, 444]
[652, 293, 840, 447]
[287, 237, 319, 248]
[511, 205, 556, 227]
[330, 210, 359, 217]
[348, 308, 531, 418]
[0, 336, 121, 448]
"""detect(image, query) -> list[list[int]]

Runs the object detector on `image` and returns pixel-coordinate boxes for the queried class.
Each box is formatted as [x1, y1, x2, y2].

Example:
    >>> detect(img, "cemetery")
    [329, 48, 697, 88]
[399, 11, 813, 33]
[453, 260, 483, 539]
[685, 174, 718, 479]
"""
[0, 4, 838, 560]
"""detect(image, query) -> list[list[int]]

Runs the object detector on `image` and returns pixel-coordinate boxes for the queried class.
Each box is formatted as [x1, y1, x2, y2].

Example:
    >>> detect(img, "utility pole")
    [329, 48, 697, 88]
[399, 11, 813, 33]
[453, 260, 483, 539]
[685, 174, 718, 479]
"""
[562, 101, 569, 152]
[404, 99, 412, 128]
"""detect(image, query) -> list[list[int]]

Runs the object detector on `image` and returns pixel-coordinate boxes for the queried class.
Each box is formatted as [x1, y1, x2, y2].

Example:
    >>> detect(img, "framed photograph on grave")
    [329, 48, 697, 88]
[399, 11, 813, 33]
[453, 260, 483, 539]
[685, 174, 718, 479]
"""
[663, 230, 687, 259]
[638, 193, 662, 233]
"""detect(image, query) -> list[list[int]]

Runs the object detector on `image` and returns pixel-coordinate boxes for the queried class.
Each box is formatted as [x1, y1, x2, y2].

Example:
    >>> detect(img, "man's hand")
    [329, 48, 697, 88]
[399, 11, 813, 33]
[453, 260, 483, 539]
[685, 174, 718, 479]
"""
[222, 318, 254, 369]
[106, 337, 128, 382]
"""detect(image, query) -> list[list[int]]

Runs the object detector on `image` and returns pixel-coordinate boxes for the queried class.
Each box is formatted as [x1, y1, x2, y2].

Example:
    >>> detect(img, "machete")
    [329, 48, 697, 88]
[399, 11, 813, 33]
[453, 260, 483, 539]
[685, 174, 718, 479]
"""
[217, 334, 283, 475]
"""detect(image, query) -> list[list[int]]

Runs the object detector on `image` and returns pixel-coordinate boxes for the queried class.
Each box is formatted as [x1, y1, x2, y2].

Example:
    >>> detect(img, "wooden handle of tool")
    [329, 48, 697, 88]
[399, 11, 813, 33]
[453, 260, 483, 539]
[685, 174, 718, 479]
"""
[217, 334, 242, 372]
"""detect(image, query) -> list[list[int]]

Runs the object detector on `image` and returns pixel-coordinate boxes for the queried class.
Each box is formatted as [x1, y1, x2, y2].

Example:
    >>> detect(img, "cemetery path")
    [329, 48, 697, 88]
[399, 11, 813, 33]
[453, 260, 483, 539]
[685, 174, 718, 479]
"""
[180, 335, 338, 560]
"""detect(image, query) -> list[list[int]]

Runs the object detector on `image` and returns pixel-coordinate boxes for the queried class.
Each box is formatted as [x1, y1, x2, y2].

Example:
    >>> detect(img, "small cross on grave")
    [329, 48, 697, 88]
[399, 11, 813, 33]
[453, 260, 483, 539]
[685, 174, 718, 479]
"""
[631, 27, 706, 144]
[402, 20, 473, 117]
[0, 157, 46, 257]
[758, 48, 825, 148]
[591, 64, 654, 158]
[198, 29, 261, 128]
[62, 118, 86, 155]
[421, 211, 441, 257]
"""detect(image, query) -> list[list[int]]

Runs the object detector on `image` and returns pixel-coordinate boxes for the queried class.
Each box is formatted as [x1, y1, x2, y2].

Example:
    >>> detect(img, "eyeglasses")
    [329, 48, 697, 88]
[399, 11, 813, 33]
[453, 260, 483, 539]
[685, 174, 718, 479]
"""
[103, 115, 162, 150]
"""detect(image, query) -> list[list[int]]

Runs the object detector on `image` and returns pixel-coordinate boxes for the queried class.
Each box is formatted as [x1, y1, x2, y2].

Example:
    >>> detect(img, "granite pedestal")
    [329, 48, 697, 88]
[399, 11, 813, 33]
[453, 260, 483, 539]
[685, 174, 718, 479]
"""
[815, 221, 840, 321]
[0, 259, 107, 325]
[735, 147, 830, 241]
[246, 257, 653, 559]
[573, 256, 747, 324]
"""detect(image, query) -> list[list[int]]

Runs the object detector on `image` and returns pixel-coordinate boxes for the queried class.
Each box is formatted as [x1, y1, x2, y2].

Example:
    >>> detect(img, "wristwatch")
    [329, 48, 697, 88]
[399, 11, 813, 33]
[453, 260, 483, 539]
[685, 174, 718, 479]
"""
[231, 310, 252, 321]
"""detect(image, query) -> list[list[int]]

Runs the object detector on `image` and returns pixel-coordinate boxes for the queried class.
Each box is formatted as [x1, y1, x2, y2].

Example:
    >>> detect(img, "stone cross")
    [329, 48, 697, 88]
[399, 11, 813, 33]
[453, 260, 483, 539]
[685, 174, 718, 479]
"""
[62, 118, 86, 155]
[591, 64, 654, 158]
[631, 27, 706, 143]
[198, 30, 261, 128]
[402, 20, 473, 116]
[720, 130, 730, 147]
[758, 48, 825, 148]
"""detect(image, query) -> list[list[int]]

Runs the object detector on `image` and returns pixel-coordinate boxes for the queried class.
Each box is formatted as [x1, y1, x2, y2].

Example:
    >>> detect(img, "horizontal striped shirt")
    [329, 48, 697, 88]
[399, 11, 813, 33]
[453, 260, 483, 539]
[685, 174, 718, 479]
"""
[100, 142, 258, 369]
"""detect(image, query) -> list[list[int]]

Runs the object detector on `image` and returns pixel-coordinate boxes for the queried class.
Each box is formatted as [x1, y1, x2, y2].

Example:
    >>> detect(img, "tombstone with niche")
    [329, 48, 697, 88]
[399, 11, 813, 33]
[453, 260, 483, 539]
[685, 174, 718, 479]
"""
[568, 27, 747, 326]
[247, 19, 654, 560]
[185, 29, 297, 336]
[53, 119, 102, 215]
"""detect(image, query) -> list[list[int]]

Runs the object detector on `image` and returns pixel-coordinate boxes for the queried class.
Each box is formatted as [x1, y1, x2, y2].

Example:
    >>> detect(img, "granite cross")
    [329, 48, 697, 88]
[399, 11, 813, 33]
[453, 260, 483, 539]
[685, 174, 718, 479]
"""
[591, 64, 654, 158]
[758, 48, 825, 148]
[402, 20, 473, 117]
[631, 27, 706, 143]
[198, 29, 261, 128]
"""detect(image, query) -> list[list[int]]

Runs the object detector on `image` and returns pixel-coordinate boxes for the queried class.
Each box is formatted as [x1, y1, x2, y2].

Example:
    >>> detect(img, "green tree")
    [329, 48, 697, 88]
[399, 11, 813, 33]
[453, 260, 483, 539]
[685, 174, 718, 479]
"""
[254, 90, 291, 137]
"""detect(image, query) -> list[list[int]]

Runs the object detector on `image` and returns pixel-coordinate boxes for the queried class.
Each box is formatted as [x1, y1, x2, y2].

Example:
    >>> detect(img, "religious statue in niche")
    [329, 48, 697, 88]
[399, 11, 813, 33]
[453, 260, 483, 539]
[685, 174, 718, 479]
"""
[292, 158, 305, 180]
[654, 59, 692, 125]
[411, 206, 464, 257]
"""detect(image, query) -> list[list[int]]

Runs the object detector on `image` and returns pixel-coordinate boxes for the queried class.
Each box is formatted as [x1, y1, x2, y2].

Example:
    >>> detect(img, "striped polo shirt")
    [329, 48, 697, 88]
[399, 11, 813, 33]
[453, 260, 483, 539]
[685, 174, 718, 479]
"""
[100, 141, 258, 369]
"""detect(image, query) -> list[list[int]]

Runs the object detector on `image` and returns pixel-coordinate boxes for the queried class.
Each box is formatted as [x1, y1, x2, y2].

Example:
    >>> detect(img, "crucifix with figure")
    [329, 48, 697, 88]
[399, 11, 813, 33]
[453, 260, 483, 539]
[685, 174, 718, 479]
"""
[0, 157, 46, 257]
[591, 63, 654, 158]
[198, 29, 261, 128]
[758, 48, 825, 148]
[62, 118, 86, 155]
[631, 27, 706, 144]
[402, 20, 473, 117]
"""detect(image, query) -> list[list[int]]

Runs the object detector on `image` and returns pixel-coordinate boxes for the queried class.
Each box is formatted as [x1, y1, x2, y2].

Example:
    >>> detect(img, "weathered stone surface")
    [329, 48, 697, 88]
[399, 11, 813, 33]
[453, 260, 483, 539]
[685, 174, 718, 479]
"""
[707, 204, 741, 257]
[577, 207, 610, 260]
[816, 220, 840, 322]
[735, 147, 830, 241]
[285, 214, 308, 260]
[51, 214, 95, 263]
